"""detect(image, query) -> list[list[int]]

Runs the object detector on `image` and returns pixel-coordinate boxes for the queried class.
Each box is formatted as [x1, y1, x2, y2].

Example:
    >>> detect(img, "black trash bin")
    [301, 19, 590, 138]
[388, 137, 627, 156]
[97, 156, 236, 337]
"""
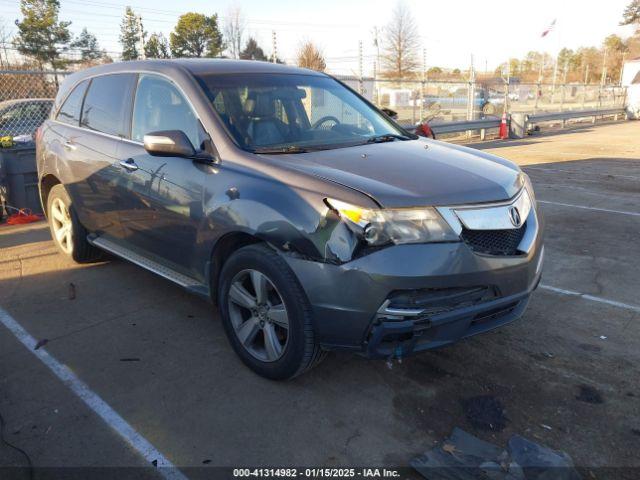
[0, 143, 42, 215]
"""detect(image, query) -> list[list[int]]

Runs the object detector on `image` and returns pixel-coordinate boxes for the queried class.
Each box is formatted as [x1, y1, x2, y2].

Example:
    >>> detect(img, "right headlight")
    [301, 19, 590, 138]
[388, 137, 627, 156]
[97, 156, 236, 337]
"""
[326, 198, 458, 246]
[522, 172, 536, 207]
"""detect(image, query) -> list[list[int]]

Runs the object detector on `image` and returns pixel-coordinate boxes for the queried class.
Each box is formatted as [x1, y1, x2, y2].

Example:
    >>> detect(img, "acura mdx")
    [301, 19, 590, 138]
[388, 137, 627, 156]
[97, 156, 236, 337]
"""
[37, 60, 544, 380]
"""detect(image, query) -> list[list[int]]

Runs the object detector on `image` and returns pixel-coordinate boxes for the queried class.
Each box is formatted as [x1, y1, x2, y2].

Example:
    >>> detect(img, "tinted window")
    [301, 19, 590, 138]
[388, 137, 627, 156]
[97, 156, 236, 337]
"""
[195, 73, 407, 152]
[81, 74, 135, 137]
[57, 81, 88, 126]
[131, 74, 205, 150]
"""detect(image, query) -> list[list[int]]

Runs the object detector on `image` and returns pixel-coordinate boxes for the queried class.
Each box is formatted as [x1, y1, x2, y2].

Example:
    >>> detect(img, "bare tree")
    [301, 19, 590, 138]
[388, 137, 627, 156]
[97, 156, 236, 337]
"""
[224, 5, 245, 59]
[296, 40, 326, 71]
[382, 1, 420, 78]
[0, 19, 11, 67]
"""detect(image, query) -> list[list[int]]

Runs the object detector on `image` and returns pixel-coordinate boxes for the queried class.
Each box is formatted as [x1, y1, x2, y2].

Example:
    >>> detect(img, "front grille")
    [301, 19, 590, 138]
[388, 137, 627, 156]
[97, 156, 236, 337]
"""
[461, 223, 526, 256]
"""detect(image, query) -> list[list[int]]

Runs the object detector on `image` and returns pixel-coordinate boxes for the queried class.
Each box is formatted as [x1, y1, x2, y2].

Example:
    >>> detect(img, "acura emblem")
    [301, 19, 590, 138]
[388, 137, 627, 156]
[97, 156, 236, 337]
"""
[508, 206, 522, 227]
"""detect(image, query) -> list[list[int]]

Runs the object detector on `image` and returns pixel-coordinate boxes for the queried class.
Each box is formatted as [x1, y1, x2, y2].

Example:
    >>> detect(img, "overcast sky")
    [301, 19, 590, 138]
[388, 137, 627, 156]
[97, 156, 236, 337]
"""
[1, 0, 636, 74]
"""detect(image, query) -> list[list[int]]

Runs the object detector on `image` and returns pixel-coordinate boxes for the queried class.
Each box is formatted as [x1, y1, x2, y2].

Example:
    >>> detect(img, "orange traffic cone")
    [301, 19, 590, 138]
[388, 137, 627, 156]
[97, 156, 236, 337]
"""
[499, 111, 508, 140]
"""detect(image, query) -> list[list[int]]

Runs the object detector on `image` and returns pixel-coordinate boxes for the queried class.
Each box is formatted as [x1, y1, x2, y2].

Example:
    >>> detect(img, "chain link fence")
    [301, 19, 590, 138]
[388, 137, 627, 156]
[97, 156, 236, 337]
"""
[0, 68, 628, 141]
[336, 75, 627, 128]
[0, 70, 70, 139]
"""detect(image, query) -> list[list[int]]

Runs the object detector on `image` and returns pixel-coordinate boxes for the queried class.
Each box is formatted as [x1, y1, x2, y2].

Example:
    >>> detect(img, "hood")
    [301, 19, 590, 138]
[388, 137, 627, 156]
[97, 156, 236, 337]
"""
[263, 139, 522, 208]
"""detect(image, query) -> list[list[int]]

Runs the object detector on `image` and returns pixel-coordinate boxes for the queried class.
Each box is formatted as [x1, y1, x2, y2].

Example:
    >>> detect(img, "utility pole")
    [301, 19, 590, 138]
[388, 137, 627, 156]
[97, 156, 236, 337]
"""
[600, 48, 608, 86]
[502, 59, 510, 116]
[560, 59, 568, 111]
[468, 54, 476, 122]
[372, 27, 381, 106]
[599, 48, 607, 109]
[373, 60, 378, 105]
[619, 51, 627, 86]
[136, 15, 146, 60]
[584, 64, 590, 84]
[358, 41, 364, 95]
[552, 54, 558, 101]
[271, 31, 277, 63]
[419, 48, 426, 121]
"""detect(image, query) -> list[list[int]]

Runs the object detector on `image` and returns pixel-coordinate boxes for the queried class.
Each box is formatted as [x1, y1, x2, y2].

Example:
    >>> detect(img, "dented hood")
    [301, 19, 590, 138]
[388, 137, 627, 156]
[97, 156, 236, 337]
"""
[265, 139, 522, 208]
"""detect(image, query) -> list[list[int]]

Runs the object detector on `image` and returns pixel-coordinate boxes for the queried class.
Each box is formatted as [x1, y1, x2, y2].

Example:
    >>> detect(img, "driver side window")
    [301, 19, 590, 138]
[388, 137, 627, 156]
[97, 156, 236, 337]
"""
[132, 74, 206, 150]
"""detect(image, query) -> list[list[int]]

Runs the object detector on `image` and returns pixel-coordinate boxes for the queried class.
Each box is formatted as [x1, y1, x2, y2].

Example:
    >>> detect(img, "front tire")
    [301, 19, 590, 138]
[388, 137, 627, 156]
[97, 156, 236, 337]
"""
[47, 184, 102, 263]
[218, 244, 326, 380]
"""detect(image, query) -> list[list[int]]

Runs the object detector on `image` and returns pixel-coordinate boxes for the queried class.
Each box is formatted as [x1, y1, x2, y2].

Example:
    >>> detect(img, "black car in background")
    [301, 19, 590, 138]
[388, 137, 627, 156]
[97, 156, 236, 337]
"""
[0, 98, 53, 138]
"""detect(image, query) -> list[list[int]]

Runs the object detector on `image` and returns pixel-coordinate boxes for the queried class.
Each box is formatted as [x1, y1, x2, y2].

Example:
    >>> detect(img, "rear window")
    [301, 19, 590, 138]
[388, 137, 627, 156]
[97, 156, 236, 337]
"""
[57, 80, 88, 126]
[81, 74, 136, 137]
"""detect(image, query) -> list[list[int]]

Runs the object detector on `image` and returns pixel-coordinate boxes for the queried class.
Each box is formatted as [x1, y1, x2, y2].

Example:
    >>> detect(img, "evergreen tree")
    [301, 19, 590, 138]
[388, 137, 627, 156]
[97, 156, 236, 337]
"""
[72, 27, 105, 62]
[170, 12, 223, 58]
[13, 0, 71, 70]
[145, 32, 170, 59]
[120, 7, 142, 61]
[239, 37, 267, 61]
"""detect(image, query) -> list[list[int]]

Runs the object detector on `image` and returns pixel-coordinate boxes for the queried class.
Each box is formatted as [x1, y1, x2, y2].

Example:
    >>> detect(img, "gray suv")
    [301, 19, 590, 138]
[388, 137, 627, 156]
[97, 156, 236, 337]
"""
[36, 60, 544, 380]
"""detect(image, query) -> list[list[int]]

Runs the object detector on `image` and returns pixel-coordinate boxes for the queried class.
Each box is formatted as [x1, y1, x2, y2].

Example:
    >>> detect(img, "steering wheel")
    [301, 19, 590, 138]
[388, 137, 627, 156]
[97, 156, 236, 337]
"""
[312, 115, 340, 130]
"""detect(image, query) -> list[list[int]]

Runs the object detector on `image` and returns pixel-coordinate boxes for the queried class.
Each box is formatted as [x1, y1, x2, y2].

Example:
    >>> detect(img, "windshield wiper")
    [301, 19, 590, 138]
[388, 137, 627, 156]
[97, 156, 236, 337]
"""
[365, 133, 410, 144]
[252, 145, 310, 154]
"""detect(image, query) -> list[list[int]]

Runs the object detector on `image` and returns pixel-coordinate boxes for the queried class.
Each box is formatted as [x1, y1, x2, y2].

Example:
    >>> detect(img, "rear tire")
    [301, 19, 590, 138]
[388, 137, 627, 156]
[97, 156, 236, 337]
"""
[218, 244, 326, 380]
[47, 184, 102, 263]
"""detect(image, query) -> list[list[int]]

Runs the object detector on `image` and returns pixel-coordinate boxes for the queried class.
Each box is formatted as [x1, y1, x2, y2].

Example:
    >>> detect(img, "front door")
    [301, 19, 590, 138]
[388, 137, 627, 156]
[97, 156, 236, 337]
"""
[115, 74, 211, 278]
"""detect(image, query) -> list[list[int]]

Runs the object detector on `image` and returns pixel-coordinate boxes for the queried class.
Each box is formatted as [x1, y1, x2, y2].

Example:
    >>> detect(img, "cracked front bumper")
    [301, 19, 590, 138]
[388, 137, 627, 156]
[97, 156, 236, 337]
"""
[283, 211, 544, 356]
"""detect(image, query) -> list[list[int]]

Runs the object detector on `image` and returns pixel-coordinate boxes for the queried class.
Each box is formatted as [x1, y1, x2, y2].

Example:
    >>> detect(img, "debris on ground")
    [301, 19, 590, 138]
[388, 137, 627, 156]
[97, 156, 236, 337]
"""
[461, 395, 508, 431]
[575, 385, 604, 404]
[411, 427, 582, 480]
[33, 339, 48, 350]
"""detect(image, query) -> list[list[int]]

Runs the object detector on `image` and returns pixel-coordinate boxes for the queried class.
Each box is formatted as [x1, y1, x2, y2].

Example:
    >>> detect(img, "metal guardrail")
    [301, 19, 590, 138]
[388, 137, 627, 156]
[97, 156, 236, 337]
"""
[400, 118, 502, 138]
[428, 118, 502, 135]
[400, 107, 626, 138]
[526, 108, 626, 125]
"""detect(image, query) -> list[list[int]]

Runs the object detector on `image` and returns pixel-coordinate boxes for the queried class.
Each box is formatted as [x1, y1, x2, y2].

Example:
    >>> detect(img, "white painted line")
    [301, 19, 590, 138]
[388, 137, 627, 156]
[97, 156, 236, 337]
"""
[540, 284, 640, 314]
[0, 306, 188, 480]
[537, 200, 640, 217]
[525, 166, 640, 181]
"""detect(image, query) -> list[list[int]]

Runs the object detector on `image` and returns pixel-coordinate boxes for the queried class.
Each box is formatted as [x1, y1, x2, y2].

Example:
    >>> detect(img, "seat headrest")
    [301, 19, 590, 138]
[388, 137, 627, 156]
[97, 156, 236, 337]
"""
[244, 92, 275, 118]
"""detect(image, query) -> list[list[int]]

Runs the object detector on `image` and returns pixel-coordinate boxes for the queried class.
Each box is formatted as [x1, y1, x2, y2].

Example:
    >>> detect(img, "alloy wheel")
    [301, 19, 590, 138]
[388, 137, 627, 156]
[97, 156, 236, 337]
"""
[227, 269, 290, 362]
[50, 197, 73, 255]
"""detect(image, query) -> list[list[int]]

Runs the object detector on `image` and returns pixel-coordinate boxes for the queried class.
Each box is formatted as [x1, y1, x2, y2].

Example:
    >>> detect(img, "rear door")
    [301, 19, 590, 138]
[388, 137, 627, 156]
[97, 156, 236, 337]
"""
[65, 73, 136, 239]
[115, 73, 210, 278]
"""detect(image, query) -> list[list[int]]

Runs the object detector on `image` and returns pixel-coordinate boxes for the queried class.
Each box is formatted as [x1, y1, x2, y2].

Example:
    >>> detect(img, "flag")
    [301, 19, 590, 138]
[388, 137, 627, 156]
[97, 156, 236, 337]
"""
[541, 19, 556, 38]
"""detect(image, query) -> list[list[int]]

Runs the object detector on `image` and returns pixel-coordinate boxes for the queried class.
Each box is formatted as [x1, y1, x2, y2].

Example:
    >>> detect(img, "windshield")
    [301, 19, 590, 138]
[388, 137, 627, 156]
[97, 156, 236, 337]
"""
[194, 73, 411, 153]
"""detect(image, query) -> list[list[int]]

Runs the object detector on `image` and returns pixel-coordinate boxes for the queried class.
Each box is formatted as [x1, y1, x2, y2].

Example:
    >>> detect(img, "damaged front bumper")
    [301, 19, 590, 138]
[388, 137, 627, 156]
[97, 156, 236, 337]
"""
[365, 274, 540, 358]
[282, 213, 544, 359]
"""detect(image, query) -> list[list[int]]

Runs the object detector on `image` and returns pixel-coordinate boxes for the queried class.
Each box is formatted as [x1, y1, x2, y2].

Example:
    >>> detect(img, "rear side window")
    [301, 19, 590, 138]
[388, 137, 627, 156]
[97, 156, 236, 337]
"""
[56, 80, 88, 126]
[81, 74, 135, 137]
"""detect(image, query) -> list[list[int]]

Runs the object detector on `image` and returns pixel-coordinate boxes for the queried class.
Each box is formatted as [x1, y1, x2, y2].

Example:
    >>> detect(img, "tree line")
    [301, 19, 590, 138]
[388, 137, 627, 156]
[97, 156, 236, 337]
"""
[4, 0, 640, 83]
[5, 0, 325, 71]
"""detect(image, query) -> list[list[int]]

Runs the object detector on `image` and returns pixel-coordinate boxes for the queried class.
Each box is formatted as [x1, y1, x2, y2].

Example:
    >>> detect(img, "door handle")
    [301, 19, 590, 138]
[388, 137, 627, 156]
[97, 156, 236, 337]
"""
[119, 158, 139, 172]
[63, 140, 76, 151]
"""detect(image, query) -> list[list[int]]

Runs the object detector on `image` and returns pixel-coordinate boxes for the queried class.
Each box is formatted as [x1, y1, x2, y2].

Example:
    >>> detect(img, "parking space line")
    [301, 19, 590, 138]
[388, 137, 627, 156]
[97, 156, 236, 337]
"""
[540, 284, 640, 314]
[537, 200, 640, 217]
[525, 166, 640, 181]
[0, 306, 188, 480]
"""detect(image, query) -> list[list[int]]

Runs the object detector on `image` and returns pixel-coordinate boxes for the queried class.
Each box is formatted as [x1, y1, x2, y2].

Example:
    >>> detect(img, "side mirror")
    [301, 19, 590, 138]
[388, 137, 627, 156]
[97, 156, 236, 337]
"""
[381, 108, 398, 120]
[143, 130, 196, 158]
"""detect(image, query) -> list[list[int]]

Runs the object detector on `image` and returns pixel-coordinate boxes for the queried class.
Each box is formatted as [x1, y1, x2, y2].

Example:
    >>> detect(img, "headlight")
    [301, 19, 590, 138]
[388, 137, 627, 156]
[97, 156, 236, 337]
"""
[522, 172, 536, 206]
[326, 198, 458, 246]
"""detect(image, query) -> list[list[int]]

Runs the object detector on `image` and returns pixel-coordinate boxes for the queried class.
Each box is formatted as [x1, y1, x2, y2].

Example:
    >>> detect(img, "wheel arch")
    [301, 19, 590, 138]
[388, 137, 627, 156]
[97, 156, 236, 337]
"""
[39, 174, 62, 217]
[208, 231, 264, 305]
